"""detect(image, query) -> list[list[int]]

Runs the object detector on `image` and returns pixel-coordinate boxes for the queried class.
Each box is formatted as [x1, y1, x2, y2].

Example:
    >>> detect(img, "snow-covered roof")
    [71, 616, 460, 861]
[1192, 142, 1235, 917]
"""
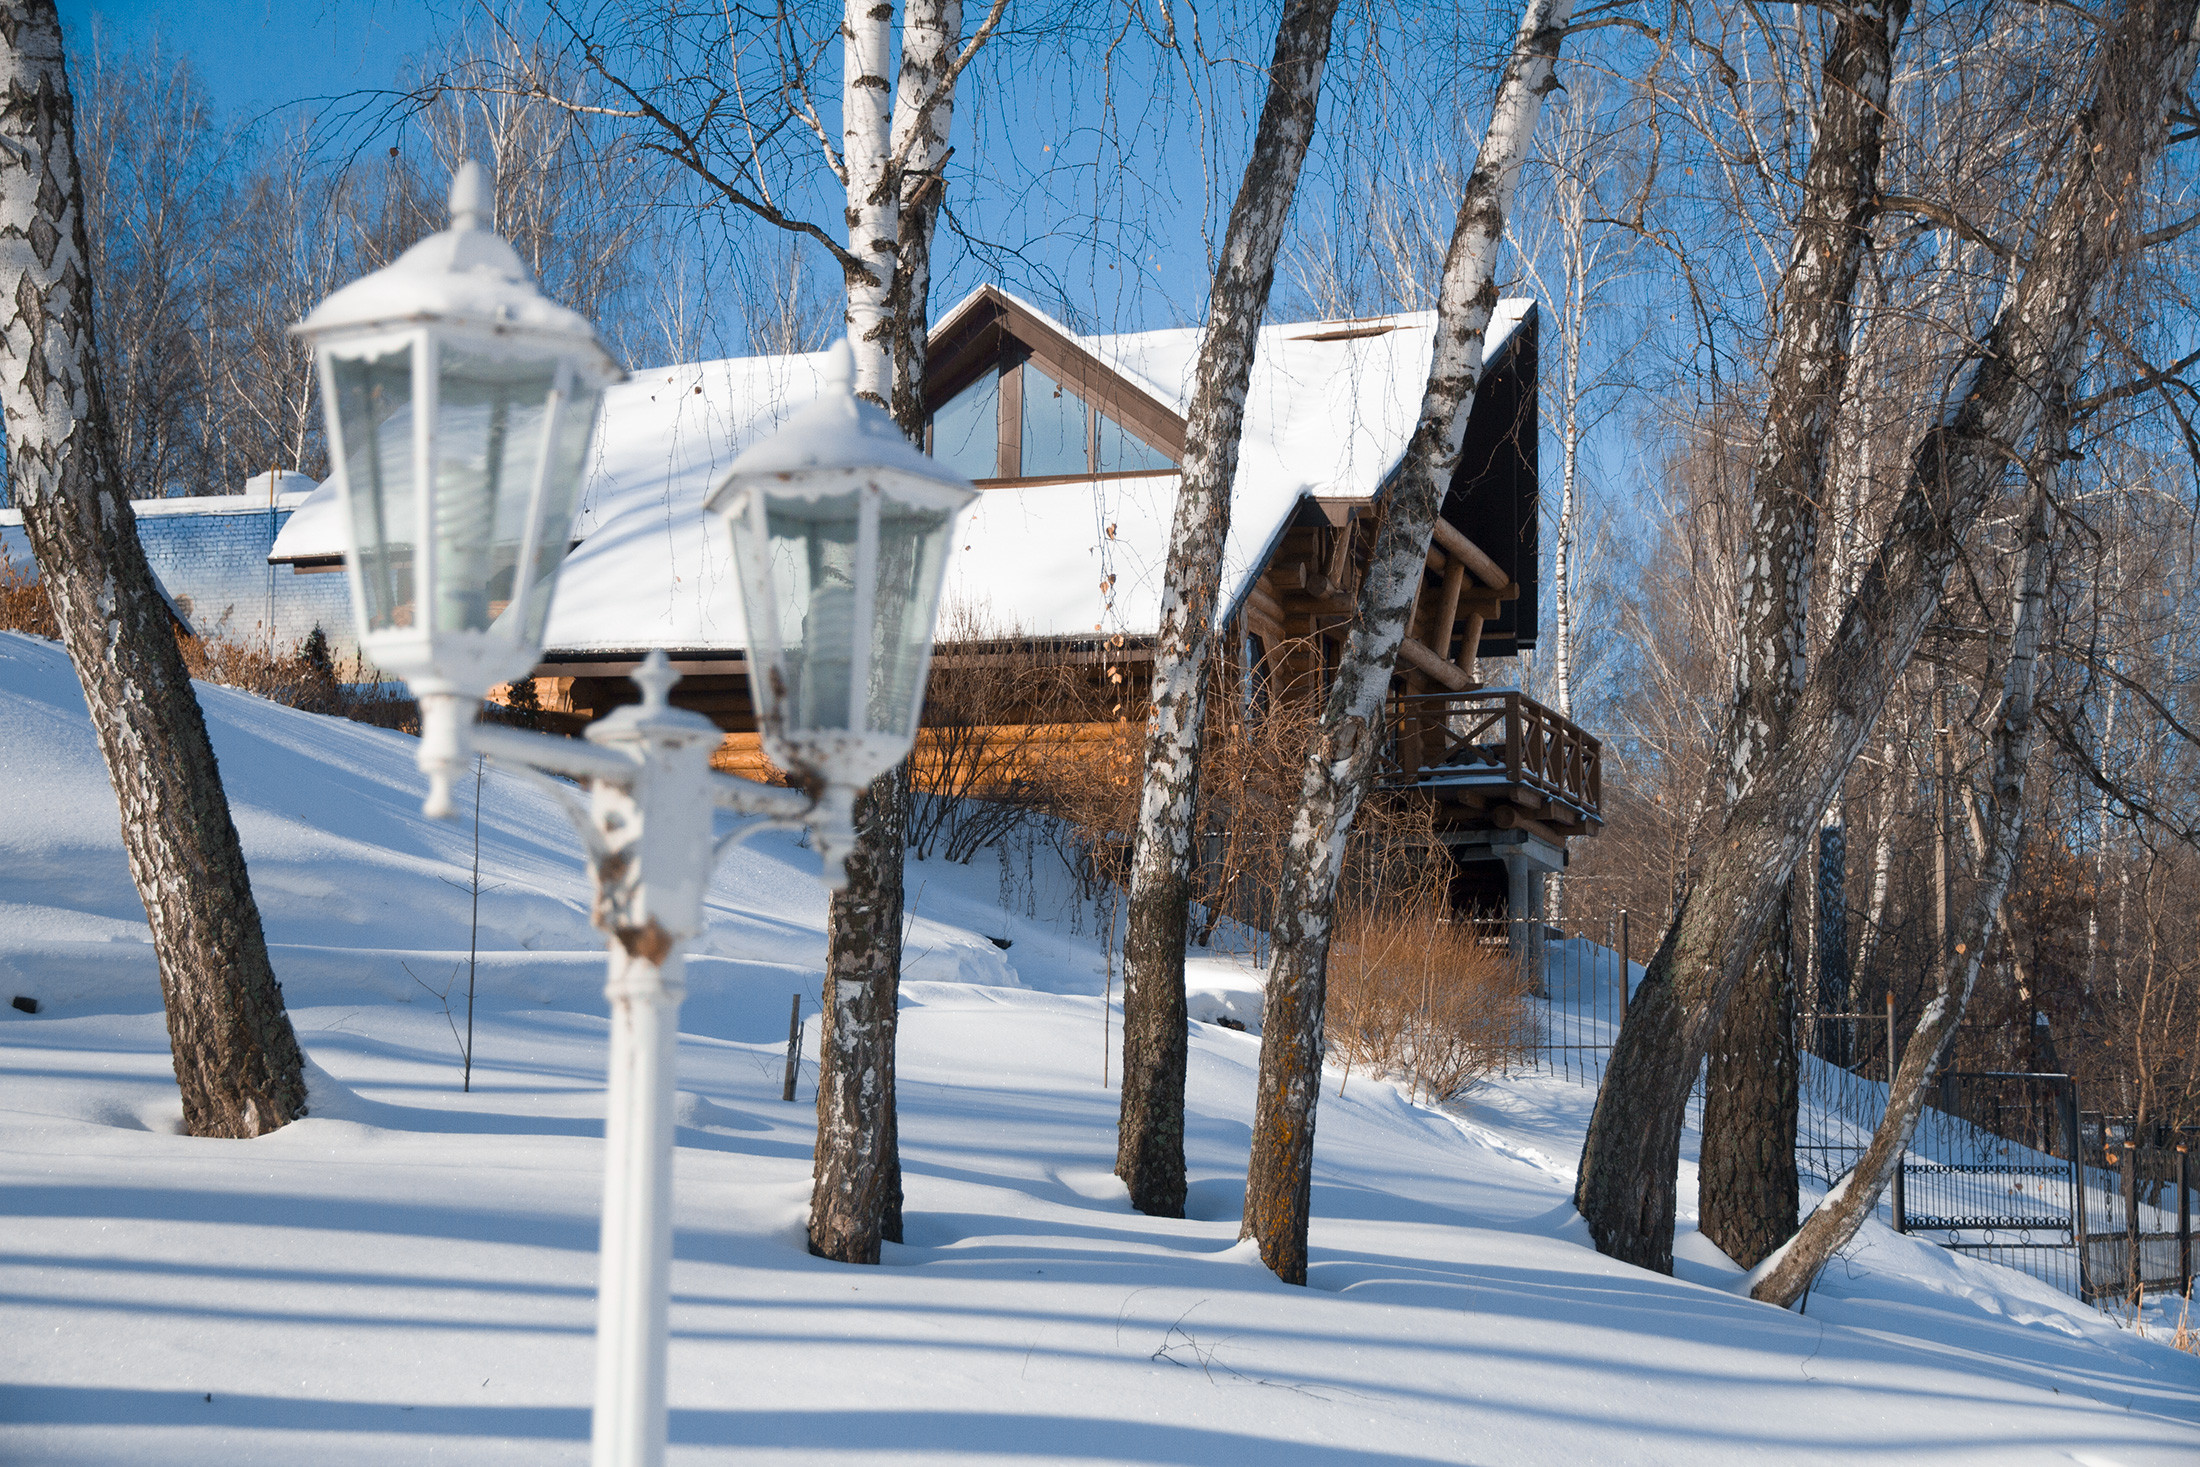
[270, 290, 1533, 657]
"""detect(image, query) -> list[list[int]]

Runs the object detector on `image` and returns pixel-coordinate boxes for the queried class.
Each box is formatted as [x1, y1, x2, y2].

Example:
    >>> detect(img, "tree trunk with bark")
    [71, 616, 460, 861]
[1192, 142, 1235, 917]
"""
[1117, 0, 1341, 1220]
[840, 0, 896, 405]
[1698, 884, 1798, 1267]
[1575, 0, 2200, 1274]
[810, 766, 909, 1261]
[0, 0, 305, 1140]
[810, 0, 998, 1263]
[1753, 426, 2063, 1308]
[1241, 0, 1572, 1285]
[1694, 0, 1909, 1267]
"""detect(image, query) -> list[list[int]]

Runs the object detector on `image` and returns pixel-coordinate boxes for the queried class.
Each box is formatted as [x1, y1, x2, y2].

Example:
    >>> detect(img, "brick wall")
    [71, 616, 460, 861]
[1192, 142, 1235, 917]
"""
[0, 497, 357, 660]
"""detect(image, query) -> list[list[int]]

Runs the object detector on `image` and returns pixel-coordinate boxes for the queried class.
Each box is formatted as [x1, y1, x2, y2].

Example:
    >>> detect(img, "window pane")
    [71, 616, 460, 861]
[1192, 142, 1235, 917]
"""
[1098, 411, 1172, 473]
[1020, 363, 1089, 477]
[332, 344, 416, 631]
[867, 499, 953, 737]
[765, 491, 862, 732]
[928, 371, 999, 480]
[518, 382, 602, 645]
[433, 348, 559, 634]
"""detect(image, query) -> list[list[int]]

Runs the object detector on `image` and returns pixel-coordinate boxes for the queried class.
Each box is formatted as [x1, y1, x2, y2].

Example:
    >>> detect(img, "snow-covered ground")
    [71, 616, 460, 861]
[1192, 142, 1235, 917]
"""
[3, 628, 2196, 1464]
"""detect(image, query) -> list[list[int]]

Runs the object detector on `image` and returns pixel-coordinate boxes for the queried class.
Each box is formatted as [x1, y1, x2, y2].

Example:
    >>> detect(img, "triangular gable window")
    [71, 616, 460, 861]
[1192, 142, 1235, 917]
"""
[921, 291, 1180, 483]
[926, 356, 1174, 482]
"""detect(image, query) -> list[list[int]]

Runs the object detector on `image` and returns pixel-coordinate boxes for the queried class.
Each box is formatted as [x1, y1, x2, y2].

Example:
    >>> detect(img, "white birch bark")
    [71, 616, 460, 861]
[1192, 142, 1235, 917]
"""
[842, 1, 896, 404]
[1241, 0, 1573, 1285]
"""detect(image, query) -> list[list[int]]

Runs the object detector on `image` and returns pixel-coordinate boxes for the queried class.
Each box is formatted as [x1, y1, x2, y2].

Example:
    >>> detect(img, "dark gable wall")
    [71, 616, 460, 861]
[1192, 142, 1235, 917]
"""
[1441, 307, 1539, 658]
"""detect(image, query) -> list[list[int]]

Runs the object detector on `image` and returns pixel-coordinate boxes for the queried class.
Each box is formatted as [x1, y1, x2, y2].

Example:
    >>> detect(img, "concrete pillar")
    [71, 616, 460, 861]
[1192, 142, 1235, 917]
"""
[1504, 849, 1546, 998]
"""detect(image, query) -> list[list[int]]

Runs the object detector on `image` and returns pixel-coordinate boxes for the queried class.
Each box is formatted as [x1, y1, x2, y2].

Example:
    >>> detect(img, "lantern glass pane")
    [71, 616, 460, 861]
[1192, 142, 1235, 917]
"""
[433, 347, 559, 634]
[332, 344, 417, 630]
[764, 491, 863, 733]
[518, 382, 603, 645]
[866, 497, 954, 738]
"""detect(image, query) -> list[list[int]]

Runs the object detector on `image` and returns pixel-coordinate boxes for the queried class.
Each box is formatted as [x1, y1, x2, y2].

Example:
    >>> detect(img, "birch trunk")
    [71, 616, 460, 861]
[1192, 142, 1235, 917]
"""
[1695, 0, 1909, 1266]
[1574, 0, 2200, 1274]
[1699, 884, 1799, 1267]
[841, 0, 896, 403]
[0, 0, 305, 1139]
[1117, 0, 1341, 1220]
[809, 0, 905, 1267]
[810, 766, 908, 1262]
[1752, 427, 2061, 1309]
[1241, 0, 1571, 1285]
[810, 0, 996, 1263]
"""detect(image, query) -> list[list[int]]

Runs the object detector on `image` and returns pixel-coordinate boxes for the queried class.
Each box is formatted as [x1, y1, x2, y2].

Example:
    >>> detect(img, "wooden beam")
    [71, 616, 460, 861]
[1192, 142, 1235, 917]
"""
[1459, 611, 1487, 671]
[1245, 581, 1287, 626]
[1324, 516, 1354, 587]
[1398, 636, 1473, 691]
[1430, 518, 1508, 591]
[1489, 803, 1566, 845]
[1431, 557, 1466, 656]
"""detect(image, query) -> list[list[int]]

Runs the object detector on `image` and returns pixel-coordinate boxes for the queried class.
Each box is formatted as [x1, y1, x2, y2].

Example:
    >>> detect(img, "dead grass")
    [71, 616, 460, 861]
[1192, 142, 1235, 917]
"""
[178, 628, 420, 732]
[1326, 889, 1539, 1104]
[0, 545, 59, 639]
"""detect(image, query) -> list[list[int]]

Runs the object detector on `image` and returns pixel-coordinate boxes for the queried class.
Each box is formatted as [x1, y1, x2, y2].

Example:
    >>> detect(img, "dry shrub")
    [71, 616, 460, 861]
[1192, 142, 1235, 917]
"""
[1327, 874, 1539, 1104]
[180, 627, 418, 732]
[0, 545, 59, 639]
[910, 601, 1134, 868]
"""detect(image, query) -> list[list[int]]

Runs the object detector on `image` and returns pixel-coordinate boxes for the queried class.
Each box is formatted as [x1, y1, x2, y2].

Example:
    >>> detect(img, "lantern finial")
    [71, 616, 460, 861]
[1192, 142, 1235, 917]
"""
[631, 648, 679, 713]
[450, 160, 489, 233]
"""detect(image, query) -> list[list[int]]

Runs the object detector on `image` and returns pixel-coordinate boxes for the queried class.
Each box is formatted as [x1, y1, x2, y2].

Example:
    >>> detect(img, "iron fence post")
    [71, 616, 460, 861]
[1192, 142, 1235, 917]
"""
[2178, 1142, 2191, 1303]
[2124, 1128, 2141, 1305]
[2064, 1082, 2091, 1303]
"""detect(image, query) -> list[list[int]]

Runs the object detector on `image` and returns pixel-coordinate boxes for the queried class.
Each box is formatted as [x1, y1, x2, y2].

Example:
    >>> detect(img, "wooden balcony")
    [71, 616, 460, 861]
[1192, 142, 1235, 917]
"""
[1378, 689, 1602, 840]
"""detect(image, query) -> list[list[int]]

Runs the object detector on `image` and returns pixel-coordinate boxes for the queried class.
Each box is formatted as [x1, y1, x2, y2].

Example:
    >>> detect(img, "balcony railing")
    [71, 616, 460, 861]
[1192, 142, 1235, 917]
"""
[1379, 689, 1602, 827]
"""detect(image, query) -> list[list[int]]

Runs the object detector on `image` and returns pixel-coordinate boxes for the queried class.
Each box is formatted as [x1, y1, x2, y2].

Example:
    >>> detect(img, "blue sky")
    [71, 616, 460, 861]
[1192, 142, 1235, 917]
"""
[59, 0, 447, 123]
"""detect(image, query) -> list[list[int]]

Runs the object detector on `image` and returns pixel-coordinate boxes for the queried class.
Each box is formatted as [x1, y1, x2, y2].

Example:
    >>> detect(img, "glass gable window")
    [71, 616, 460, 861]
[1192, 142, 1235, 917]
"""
[924, 354, 1175, 481]
[929, 371, 1000, 482]
[1021, 364, 1090, 477]
[1098, 411, 1171, 474]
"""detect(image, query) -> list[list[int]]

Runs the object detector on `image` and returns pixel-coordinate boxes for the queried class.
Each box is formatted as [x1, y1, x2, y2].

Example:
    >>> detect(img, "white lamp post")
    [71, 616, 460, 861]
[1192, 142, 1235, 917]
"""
[295, 163, 974, 1467]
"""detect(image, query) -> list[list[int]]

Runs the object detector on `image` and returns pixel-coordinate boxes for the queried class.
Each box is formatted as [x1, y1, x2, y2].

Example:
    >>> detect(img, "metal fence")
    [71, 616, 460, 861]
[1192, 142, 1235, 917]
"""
[2075, 1119, 2195, 1306]
[1518, 915, 1708, 1127]
[1528, 963, 2198, 1313]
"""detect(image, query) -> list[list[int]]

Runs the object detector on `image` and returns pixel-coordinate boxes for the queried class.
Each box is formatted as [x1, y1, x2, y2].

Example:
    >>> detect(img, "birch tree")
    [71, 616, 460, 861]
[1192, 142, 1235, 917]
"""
[1241, 0, 1574, 1286]
[809, 0, 1004, 1266]
[0, 0, 307, 1137]
[1116, 0, 1343, 1221]
[1696, 0, 1911, 1272]
[1751, 416, 2063, 1308]
[506, 0, 1005, 1264]
[1574, 0, 2200, 1273]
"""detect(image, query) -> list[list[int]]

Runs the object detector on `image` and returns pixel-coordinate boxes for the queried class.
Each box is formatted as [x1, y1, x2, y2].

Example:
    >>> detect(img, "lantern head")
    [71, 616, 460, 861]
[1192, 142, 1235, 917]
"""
[293, 161, 625, 815]
[707, 341, 976, 882]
